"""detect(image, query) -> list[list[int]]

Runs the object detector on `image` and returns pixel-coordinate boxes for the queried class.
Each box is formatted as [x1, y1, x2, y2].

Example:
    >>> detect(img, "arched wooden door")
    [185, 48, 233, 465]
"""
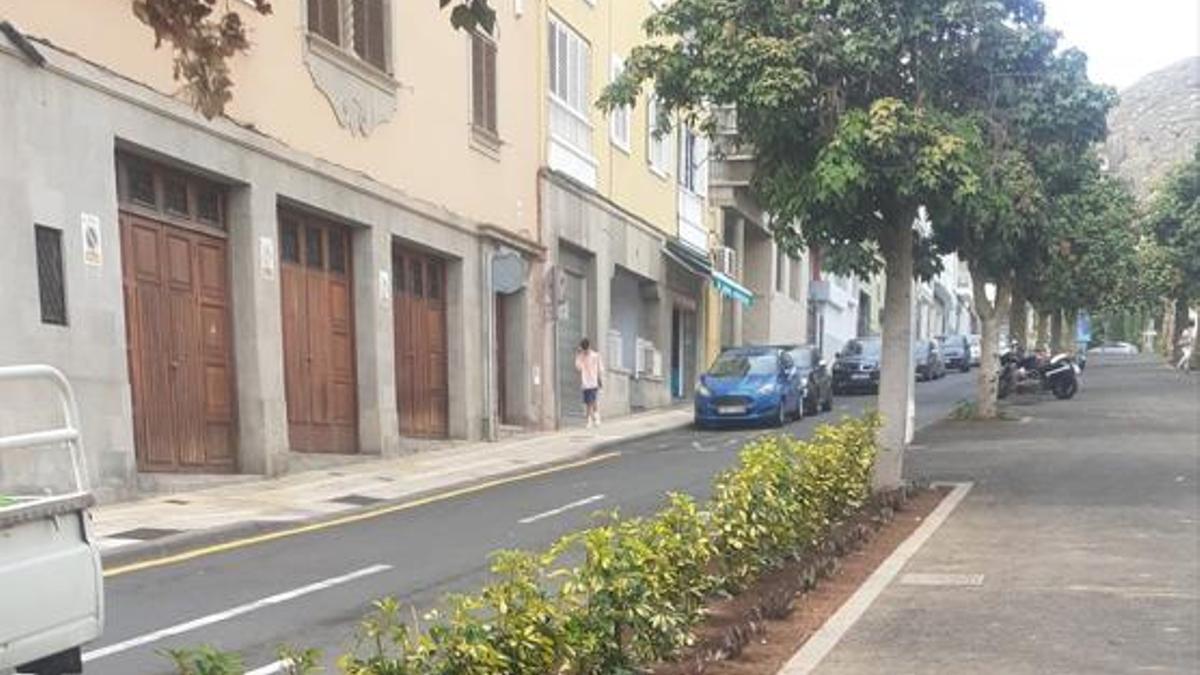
[392, 244, 449, 438]
[279, 208, 358, 453]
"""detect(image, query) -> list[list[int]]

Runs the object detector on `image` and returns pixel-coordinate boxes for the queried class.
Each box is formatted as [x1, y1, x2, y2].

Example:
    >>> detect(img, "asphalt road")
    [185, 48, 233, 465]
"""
[86, 372, 976, 674]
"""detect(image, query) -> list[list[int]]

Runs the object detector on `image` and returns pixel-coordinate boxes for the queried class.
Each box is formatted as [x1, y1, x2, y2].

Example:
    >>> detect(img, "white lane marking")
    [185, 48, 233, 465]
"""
[518, 494, 606, 524]
[899, 572, 985, 587]
[246, 658, 293, 675]
[82, 564, 392, 662]
[778, 482, 974, 674]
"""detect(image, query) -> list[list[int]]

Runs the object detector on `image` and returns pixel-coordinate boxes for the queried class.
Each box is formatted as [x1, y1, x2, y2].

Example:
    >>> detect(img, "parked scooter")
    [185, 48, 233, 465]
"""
[998, 343, 1080, 400]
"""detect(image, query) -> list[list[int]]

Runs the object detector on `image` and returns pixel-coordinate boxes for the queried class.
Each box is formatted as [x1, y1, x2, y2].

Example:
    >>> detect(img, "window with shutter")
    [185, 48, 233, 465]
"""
[309, 0, 341, 45]
[309, 0, 391, 73]
[352, 0, 388, 72]
[609, 56, 631, 152]
[471, 32, 498, 136]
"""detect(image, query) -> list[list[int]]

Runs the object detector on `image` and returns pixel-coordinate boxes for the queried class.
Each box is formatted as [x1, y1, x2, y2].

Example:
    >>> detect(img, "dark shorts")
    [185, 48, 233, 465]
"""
[582, 388, 599, 404]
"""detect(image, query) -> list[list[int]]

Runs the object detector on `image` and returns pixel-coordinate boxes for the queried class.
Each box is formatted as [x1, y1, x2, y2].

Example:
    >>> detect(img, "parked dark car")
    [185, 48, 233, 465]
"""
[694, 347, 803, 428]
[937, 334, 972, 372]
[773, 344, 834, 415]
[915, 339, 946, 381]
[832, 337, 882, 394]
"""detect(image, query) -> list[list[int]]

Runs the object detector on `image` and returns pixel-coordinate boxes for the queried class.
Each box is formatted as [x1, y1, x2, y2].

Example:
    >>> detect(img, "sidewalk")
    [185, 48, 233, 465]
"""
[781, 355, 1199, 674]
[95, 406, 692, 565]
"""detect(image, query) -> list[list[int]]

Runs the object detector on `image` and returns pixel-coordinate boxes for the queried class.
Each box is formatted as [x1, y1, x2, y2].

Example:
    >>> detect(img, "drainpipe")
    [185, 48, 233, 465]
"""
[482, 244, 497, 441]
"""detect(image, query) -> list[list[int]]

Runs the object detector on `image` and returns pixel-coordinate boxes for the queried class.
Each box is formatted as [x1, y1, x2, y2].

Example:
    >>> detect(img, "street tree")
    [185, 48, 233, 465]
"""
[1039, 169, 1138, 350]
[130, 0, 495, 119]
[935, 17, 1115, 417]
[598, 0, 1069, 488]
[1144, 146, 1200, 361]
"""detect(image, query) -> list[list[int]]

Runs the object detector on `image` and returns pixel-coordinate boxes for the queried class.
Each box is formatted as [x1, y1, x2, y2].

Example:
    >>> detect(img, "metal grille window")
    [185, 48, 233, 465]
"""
[35, 225, 67, 326]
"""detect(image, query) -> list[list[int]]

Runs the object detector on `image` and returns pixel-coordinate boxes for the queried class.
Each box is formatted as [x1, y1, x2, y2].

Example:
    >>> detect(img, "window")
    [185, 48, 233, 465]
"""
[679, 126, 707, 194]
[352, 0, 387, 71]
[548, 17, 592, 152]
[471, 31, 498, 136]
[328, 230, 347, 274]
[163, 175, 189, 216]
[308, 0, 340, 45]
[609, 56, 631, 152]
[305, 226, 324, 268]
[117, 155, 226, 230]
[196, 186, 222, 223]
[307, 0, 390, 73]
[35, 226, 67, 326]
[126, 161, 156, 207]
[280, 221, 301, 264]
[647, 96, 670, 175]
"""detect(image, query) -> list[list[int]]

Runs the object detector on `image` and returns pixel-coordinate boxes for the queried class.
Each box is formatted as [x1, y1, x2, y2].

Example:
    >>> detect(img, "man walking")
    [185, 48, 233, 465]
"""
[1177, 319, 1195, 371]
[575, 338, 604, 427]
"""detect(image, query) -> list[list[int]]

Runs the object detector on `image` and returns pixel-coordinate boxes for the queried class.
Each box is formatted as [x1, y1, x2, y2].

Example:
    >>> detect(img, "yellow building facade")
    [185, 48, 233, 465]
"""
[535, 0, 723, 423]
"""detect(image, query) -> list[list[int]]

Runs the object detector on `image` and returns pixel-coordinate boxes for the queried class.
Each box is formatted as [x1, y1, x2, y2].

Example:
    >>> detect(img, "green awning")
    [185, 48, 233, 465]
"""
[664, 239, 713, 277]
[713, 271, 754, 306]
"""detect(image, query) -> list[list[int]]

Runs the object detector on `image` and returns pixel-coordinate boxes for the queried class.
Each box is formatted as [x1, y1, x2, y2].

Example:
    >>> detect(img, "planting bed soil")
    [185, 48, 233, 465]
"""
[656, 486, 950, 675]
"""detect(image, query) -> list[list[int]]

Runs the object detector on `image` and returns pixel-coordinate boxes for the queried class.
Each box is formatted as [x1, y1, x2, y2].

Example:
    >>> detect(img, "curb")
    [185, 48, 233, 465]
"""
[101, 417, 693, 571]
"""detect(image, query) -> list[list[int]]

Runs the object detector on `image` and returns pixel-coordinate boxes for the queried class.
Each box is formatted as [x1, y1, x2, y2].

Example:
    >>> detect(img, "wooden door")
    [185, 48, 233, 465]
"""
[393, 244, 449, 438]
[121, 212, 236, 472]
[279, 210, 358, 453]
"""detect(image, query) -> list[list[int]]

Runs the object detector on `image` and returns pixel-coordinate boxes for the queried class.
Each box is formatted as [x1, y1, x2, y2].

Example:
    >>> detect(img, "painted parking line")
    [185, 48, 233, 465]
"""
[518, 494, 606, 524]
[82, 564, 392, 663]
[778, 482, 974, 674]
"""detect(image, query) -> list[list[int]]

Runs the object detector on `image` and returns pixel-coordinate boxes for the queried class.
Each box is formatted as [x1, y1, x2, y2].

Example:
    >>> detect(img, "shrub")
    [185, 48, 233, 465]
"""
[343, 414, 880, 675]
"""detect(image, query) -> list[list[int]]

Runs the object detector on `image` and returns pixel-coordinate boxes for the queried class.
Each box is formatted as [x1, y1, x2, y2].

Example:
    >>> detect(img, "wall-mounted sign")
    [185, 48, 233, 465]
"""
[81, 213, 102, 266]
[259, 236, 276, 281]
[492, 248, 527, 295]
[379, 269, 392, 303]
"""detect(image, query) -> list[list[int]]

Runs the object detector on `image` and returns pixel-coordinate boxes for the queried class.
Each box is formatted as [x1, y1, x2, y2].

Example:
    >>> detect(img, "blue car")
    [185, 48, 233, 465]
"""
[694, 347, 804, 428]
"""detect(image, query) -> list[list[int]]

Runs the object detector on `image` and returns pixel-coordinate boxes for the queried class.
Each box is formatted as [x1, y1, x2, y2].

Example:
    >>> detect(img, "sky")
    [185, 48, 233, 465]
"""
[1042, 0, 1200, 89]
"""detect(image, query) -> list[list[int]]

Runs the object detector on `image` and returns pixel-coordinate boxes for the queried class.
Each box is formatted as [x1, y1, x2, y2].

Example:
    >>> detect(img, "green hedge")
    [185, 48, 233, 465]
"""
[339, 414, 879, 675]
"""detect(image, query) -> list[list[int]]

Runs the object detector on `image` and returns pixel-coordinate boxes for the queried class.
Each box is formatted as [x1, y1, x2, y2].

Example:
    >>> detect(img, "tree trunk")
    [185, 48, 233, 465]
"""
[1034, 310, 1050, 349]
[1172, 294, 1189, 363]
[1050, 308, 1065, 353]
[1161, 299, 1176, 357]
[1009, 286, 1028, 346]
[971, 269, 1011, 420]
[873, 219, 915, 491]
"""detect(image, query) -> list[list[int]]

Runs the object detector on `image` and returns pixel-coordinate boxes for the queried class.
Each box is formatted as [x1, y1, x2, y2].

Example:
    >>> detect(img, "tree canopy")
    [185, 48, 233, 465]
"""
[1144, 145, 1200, 309]
[601, 0, 1069, 480]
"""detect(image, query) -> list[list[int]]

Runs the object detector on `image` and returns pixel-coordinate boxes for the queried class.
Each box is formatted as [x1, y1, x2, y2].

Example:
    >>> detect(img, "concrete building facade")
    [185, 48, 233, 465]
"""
[538, 0, 722, 425]
[0, 1, 546, 499]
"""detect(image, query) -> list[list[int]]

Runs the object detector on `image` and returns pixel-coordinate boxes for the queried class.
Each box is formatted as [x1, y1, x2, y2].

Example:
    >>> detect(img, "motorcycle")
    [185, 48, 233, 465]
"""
[998, 345, 1080, 400]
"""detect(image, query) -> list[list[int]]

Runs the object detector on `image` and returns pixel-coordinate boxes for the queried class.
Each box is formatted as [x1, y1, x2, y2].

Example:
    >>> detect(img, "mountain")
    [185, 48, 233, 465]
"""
[1102, 56, 1200, 200]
